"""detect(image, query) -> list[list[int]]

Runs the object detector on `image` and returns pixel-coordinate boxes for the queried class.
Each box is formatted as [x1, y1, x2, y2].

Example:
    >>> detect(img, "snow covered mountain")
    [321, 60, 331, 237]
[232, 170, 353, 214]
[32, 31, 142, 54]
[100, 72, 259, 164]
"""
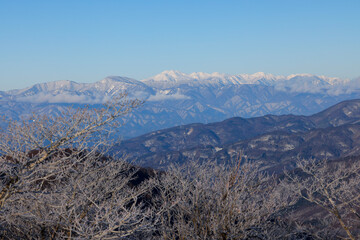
[1, 71, 360, 138]
[142, 70, 348, 90]
[8, 77, 153, 104]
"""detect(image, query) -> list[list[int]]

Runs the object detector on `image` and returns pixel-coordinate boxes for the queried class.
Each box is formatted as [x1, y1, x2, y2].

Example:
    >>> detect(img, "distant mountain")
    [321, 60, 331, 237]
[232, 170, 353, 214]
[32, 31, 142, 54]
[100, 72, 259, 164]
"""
[1, 71, 360, 138]
[6, 77, 153, 104]
[111, 99, 360, 171]
[142, 70, 348, 89]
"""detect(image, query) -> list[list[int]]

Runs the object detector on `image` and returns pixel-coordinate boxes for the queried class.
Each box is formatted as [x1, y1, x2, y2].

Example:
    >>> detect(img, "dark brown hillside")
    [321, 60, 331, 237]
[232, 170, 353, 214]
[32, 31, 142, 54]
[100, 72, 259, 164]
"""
[116, 123, 360, 171]
[228, 123, 360, 172]
[112, 99, 360, 170]
[309, 98, 360, 127]
[113, 114, 316, 160]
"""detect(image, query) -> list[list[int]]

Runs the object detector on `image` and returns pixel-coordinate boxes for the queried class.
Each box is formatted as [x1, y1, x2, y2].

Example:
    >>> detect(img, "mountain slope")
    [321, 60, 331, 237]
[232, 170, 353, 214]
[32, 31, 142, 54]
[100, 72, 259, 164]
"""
[309, 98, 360, 127]
[2, 71, 360, 138]
[112, 99, 360, 170]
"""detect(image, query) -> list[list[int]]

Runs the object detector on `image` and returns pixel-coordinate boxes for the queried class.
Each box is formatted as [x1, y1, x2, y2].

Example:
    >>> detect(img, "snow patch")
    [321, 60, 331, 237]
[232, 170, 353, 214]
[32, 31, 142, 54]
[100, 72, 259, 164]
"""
[283, 144, 295, 151]
[187, 128, 194, 135]
[214, 147, 223, 152]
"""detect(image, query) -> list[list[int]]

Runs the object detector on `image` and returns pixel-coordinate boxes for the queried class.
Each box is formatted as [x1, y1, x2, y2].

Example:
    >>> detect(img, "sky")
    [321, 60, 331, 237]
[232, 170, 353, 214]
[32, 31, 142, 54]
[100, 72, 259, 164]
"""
[0, 0, 359, 90]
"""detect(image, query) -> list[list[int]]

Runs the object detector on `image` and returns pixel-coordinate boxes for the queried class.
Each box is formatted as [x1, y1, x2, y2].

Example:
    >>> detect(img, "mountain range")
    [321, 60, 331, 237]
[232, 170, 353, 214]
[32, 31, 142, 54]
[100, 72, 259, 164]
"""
[111, 99, 360, 171]
[1, 71, 360, 138]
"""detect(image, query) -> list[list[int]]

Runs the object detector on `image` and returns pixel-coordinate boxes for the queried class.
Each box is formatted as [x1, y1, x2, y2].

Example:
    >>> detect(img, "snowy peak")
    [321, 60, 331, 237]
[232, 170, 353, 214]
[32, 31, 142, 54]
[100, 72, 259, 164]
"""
[142, 70, 352, 91]
[141, 70, 194, 88]
[94, 76, 150, 91]
[40, 80, 79, 90]
[8, 80, 82, 96]
[32, 80, 79, 90]
[4, 71, 358, 105]
[8, 76, 153, 104]
[142, 71, 293, 88]
[286, 74, 346, 85]
[92, 76, 153, 99]
[240, 72, 279, 81]
[154, 70, 188, 81]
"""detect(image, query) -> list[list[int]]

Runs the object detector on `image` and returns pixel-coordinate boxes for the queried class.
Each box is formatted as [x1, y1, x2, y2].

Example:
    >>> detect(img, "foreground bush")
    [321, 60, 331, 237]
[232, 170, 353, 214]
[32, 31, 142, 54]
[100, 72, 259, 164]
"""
[284, 158, 360, 240]
[0, 150, 155, 239]
[152, 158, 297, 240]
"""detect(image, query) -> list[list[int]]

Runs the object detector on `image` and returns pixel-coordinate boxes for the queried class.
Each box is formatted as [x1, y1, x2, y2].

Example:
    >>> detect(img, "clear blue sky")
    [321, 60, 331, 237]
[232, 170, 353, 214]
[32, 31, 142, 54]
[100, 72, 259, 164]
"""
[1, 0, 359, 90]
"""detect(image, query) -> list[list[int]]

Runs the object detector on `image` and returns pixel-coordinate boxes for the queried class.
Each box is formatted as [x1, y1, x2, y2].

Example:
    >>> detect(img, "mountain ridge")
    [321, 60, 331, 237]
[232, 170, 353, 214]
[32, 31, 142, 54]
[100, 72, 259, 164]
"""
[3, 70, 354, 95]
[1, 71, 360, 138]
[111, 99, 360, 170]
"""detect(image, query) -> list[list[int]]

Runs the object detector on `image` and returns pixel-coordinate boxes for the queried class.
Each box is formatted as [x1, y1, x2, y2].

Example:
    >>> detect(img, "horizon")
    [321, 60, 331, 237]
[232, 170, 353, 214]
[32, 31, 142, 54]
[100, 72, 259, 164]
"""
[2, 69, 354, 91]
[1, 0, 359, 90]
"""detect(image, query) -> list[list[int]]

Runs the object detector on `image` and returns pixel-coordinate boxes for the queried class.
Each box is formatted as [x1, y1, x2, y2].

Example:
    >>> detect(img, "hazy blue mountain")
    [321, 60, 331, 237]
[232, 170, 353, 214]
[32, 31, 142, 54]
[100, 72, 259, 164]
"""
[2, 71, 360, 138]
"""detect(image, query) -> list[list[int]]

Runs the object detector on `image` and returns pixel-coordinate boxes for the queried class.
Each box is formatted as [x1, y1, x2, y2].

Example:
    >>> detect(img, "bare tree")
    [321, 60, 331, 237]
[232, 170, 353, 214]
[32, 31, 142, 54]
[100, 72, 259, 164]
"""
[153, 157, 292, 240]
[0, 151, 156, 239]
[284, 158, 360, 240]
[0, 93, 142, 207]
[0, 93, 158, 239]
